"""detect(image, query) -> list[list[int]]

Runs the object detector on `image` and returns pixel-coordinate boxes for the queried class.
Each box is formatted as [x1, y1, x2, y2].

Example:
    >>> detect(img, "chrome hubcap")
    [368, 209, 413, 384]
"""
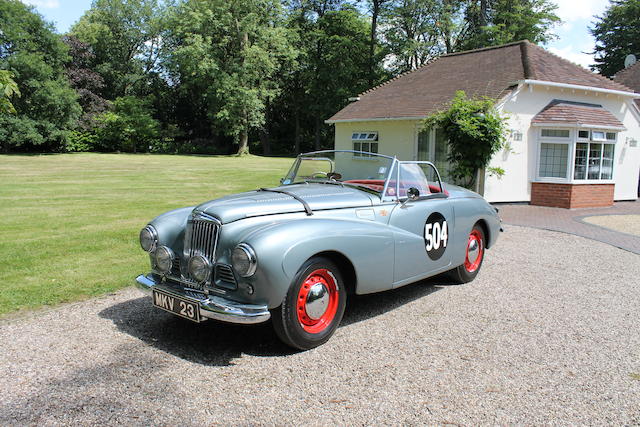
[467, 239, 480, 264]
[305, 283, 329, 320]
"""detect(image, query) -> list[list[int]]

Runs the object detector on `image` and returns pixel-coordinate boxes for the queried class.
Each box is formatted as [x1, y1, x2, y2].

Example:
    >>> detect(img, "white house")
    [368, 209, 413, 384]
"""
[327, 40, 640, 208]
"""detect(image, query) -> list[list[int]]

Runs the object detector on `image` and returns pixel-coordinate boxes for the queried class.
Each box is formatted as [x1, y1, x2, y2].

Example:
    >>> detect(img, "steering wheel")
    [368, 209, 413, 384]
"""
[310, 171, 328, 178]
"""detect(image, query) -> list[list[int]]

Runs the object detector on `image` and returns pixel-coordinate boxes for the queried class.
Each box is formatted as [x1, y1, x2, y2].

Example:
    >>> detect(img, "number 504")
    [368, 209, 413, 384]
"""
[425, 221, 448, 251]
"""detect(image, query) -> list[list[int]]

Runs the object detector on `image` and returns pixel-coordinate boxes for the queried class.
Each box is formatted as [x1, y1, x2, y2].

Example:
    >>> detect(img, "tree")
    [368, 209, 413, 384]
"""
[0, 0, 80, 152]
[95, 96, 160, 152]
[423, 91, 507, 189]
[457, 0, 560, 51]
[0, 69, 20, 113]
[71, 0, 166, 99]
[63, 35, 109, 129]
[590, 0, 640, 77]
[168, 0, 297, 154]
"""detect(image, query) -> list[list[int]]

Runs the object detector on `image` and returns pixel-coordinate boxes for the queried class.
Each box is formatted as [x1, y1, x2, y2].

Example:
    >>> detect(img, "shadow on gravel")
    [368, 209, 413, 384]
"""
[99, 278, 449, 366]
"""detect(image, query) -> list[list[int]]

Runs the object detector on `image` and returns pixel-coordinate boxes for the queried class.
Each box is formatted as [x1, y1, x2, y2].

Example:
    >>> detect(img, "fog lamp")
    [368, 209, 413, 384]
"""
[154, 246, 174, 273]
[188, 255, 211, 283]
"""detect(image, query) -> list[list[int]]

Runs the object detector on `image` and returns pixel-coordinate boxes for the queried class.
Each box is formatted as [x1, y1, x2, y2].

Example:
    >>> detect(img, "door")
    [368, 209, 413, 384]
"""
[388, 162, 453, 284]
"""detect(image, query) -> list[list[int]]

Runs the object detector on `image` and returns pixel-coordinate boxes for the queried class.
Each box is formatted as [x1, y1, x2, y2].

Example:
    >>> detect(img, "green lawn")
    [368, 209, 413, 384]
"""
[0, 153, 292, 317]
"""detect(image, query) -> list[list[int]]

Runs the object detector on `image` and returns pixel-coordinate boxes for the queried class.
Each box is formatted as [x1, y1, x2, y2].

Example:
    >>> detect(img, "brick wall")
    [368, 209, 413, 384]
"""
[531, 183, 614, 209]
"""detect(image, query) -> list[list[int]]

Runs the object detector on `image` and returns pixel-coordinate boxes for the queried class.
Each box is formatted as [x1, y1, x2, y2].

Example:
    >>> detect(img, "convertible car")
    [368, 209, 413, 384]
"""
[135, 150, 501, 349]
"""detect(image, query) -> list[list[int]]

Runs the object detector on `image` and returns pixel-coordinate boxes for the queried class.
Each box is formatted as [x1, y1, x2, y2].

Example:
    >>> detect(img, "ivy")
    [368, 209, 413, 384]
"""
[423, 90, 507, 189]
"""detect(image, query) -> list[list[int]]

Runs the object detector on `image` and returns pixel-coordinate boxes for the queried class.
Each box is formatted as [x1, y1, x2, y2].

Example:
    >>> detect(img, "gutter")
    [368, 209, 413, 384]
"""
[325, 116, 424, 124]
[521, 79, 640, 98]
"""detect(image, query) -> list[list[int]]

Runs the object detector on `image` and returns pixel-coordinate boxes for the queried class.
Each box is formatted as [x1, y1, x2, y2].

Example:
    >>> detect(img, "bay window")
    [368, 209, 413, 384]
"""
[537, 127, 617, 182]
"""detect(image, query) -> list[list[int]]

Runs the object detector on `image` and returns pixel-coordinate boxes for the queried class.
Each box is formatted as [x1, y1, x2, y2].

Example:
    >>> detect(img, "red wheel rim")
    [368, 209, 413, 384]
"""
[296, 269, 339, 334]
[464, 230, 484, 273]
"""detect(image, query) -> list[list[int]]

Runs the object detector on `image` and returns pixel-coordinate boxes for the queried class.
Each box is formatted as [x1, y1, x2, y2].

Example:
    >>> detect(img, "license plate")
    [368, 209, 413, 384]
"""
[152, 289, 201, 322]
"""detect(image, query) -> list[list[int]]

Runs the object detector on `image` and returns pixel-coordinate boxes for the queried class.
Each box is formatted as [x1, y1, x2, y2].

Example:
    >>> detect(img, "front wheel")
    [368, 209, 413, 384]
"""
[272, 257, 346, 350]
[449, 224, 485, 284]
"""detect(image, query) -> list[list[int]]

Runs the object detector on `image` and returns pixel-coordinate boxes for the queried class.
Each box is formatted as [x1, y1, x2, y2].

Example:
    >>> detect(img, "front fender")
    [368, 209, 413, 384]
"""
[149, 206, 194, 251]
[243, 218, 395, 308]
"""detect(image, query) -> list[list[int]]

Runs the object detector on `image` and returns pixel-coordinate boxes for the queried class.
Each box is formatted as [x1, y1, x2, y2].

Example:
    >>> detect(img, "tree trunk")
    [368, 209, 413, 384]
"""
[368, 0, 380, 87]
[260, 128, 270, 155]
[237, 127, 249, 155]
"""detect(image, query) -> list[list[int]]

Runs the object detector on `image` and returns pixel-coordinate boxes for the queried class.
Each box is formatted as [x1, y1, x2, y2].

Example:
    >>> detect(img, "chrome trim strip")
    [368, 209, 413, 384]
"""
[135, 275, 270, 324]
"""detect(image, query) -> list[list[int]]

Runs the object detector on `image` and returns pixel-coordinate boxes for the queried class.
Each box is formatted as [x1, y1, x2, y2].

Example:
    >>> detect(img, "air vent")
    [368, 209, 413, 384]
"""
[215, 264, 237, 290]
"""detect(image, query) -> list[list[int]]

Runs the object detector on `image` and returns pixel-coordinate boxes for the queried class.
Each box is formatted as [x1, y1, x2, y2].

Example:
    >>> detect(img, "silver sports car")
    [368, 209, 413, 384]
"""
[135, 150, 502, 349]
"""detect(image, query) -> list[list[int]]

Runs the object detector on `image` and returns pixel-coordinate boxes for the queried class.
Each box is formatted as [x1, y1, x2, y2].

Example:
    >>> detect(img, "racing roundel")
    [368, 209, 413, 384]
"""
[424, 212, 448, 260]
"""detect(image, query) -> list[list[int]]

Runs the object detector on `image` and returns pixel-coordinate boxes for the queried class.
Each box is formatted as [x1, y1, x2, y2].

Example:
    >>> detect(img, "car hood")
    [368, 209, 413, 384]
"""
[194, 184, 375, 223]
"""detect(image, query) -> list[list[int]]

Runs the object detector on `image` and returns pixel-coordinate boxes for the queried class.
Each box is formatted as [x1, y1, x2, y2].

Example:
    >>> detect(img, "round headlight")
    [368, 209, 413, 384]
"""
[139, 225, 158, 252]
[232, 243, 257, 277]
[154, 246, 174, 273]
[188, 255, 211, 283]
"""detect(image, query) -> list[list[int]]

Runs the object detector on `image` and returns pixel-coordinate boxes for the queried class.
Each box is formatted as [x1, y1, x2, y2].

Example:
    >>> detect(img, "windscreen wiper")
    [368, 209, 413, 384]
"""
[258, 188, 313, 216]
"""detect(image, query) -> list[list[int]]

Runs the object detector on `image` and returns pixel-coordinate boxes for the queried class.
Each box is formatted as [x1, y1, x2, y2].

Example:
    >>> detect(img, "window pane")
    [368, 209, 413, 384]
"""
[351, 133, 359, 140]
[591, 131, 605, 141]
[574, 143, 588, 180]
[541, 129, 570, 138]
[359, 133, 367, 139]
[539, 143, 568, 178]
[353, 142, 361, 151]
[417, 130, 430, 161]
[588, 143, 602, 179]
[361, 142, 369, 153]
[578, 130, 589, 139]
[606, 132, 616, 141]
[368, 133, 377, 140]
[434, 128, 451, 182]
[370, 142, 378, 153]
[601, 144, 614, 179]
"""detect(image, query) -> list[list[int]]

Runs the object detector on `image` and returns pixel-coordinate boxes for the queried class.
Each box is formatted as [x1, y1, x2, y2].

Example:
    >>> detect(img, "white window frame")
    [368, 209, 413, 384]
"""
[535, 126, 618, 184]
[352, 131, 379, 158]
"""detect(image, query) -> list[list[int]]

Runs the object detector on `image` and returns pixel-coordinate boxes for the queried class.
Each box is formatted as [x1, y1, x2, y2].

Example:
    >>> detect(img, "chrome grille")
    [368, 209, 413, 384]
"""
[215, 264, 237, 289]
[184, 216, 219, 262]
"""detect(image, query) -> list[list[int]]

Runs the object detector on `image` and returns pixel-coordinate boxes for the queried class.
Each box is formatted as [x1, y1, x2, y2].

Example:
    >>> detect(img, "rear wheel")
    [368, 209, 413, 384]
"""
[272, 256, 346, 350]
[449, 224, 485, 284]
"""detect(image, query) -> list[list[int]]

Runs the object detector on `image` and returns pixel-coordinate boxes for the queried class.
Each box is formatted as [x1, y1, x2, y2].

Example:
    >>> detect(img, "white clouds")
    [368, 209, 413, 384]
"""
[549, 45, 595, 69]
[552, 0, 608, 23]
[21, 0, 60, 9]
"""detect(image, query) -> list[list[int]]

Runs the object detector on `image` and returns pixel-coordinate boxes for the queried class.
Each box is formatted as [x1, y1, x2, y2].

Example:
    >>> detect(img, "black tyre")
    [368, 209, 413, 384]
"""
[449, 224, 486, 284]
[272, 256, 347, 350]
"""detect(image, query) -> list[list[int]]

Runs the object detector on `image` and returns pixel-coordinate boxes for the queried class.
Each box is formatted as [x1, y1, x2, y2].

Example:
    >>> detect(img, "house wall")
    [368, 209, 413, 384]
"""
[334, 119, 422, 161]
[331, 85, 640, 204]
[484, 84, 640, 203]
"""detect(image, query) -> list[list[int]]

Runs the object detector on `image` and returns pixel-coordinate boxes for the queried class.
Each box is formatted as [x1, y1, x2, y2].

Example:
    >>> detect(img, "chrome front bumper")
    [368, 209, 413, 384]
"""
[135, 274, 271, 324]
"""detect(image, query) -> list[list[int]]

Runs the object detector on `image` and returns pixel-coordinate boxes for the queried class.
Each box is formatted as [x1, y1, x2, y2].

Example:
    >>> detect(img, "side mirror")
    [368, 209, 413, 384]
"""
[407, 187, 420, 200]
[401, 187, 420, 207]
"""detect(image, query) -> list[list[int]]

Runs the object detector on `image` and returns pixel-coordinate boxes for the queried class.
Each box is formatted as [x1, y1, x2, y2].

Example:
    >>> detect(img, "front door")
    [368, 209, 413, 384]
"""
[388, 162, 454, 284]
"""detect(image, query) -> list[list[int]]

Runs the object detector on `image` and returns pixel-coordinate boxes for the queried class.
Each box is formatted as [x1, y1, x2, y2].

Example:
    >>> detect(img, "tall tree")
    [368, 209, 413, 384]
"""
[63, 35, 109, 129]
[168, 0, 297, 154]
[71, 0, 166, 99]
[590, 0, 640, 77]
[0, 0, 80, 152]
[457, 0, 559, 51]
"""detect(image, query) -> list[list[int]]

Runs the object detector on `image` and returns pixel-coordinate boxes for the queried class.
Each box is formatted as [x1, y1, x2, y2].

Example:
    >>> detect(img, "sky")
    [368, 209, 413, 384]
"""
[22, 0, 610, 70]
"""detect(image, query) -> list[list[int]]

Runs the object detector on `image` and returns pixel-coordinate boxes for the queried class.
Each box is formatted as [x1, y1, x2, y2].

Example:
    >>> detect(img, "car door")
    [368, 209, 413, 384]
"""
[388, 161, 454, 285]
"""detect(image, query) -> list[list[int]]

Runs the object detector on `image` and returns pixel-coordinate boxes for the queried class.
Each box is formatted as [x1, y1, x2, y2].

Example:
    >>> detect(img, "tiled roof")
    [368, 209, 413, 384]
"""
[615, 61, 640, 92]
[531, 100, 625, 129]
[614, 62, 640, 110]
[328, 40, 634, 122]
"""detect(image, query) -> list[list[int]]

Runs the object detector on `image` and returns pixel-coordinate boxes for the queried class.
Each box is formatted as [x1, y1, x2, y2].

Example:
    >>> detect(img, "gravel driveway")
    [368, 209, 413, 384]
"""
[1, 226, 639, 425]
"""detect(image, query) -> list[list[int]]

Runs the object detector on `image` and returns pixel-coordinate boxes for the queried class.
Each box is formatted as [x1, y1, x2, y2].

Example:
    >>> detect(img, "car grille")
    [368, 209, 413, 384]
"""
[215, 264, 237, 290]
[181, 213, 220, 289]
[185, 217, 219, 261]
